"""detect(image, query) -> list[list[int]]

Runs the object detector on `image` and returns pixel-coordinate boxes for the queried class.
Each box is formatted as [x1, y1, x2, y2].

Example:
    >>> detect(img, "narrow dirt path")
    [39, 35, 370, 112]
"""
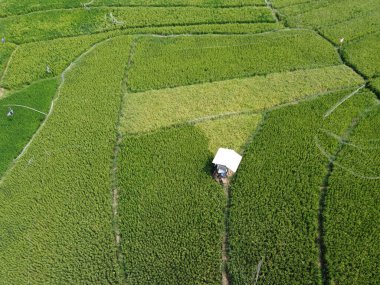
[0, 45, 19, 84]
[221, 183, 230, 285]
[110, 36, 138, 282]
[265, 0, 280, 22]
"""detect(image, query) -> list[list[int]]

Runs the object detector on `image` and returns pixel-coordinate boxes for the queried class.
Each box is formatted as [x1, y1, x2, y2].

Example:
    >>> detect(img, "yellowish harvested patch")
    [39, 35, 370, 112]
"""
[121, 65, 363, 133]
[196, 113, 262, 154]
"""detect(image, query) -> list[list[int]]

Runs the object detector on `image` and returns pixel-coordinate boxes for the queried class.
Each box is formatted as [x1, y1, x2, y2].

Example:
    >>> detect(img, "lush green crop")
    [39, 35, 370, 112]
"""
[128, 21, 283, 35]
[0, 0, 266, 17]
[128, 30, 341, 91]
[0, 36, 133, 284]
[1, 22, 283, 90]
[283, 0, 380, 29]
[1, 33, 111, 89]
[321, 9, 380, 44]
[370, 77, 380, 95]
[228, 89, 377, 284]
[341, 32, 380, 78]
[103, 0, 266, 7]
[118, 126, 224, 284]
[0, 6, 274, 44]
[275, 0, 380, 44]
[0, 0, 79, 17]
[277, 0, 333, 16]
[196, 113, 262, 154]
[0, 42, 16, 80]
[324, 105, 380, 285]
[271, 0, 312, 8]
[0, 78, 57, 176]
[122, 65, 362, 133]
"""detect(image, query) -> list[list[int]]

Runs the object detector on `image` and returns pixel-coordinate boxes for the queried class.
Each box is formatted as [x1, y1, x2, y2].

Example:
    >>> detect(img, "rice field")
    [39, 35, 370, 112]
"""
[0, 1, 378, 284]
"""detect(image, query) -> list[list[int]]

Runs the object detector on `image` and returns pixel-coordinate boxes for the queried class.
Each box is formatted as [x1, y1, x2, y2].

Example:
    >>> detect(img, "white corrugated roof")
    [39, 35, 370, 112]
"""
[212, 148, 242, 173]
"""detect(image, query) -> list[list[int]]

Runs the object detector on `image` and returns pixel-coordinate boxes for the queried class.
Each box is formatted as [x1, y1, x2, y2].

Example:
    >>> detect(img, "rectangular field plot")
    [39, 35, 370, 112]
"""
[342, 32, 380, 78]
[122, 65, 362, 133]
[0, 6, 274, 44]
[321, 9, 380, 43]
[227, 89, 378, 284]
[283, 0, 380, 29]
[128, 30, 341, 91]
[325, 105, 380, 285]
[0, 36, 133, 284]
[103, 0, 266, 6]
[118, 126, 224, 285]
[130, 21, 283, 35]
[0, 0, 266, 17]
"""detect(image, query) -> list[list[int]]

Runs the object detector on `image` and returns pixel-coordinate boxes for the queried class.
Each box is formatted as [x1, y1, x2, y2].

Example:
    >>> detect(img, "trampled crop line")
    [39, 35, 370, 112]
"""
[188, 111, 257, 124]
[2, 104, 47, 115]
[319, 128, 380, 151]
[265, 0, 280, 22]
[0, 37, 113, 187]
[316, 103, 379, 284]
[324, 85, 365, 118]
[222, 183, 231, 285]
[0, 45, 19, 85]
[317, 117, 360, 285]
[110, 36, 138, 283]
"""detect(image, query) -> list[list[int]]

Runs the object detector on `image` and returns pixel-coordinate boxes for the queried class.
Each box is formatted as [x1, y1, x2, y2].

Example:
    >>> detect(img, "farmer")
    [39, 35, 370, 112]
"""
[7, 107, 14, 117]
[1, 37, 5, 44]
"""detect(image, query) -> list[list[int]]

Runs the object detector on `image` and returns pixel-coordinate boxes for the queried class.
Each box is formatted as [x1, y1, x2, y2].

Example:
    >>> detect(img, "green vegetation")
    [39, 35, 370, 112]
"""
[0, 6, 273, 44]
[0, 36, 132, 284]
[122, 65, 362, 133]
[102, 0, 266, 7]
[228, 89, 378, 284]
[128, 30, 341, 91]
[370, 77, 380, 95]
[283, 0, 380, 29]
[0, 0, 266, 17]
[118, 126, 224, 284]
[0, 42, 16, 79]
[196, 113, 262, 154]
[271, 0, 311, 8]
[0, 78, 57, 176]
[321, 9, 380, 44]
[342, 32, 380, 78]
[325, 105, 380, 284]
[127, 21, 283, 35]
[0, 1, 379, 284]
[0, 0, 79, 17]
[278, 1, 333, 16]
[1, 33, 110, 89]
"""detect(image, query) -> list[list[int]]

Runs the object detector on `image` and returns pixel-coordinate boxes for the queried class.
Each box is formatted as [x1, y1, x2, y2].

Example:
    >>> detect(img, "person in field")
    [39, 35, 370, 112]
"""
[7, 107, 14, 117]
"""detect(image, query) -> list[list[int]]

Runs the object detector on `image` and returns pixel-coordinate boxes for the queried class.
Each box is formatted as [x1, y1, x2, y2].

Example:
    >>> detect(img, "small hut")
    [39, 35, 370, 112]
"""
[212, 148, 242, 183]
